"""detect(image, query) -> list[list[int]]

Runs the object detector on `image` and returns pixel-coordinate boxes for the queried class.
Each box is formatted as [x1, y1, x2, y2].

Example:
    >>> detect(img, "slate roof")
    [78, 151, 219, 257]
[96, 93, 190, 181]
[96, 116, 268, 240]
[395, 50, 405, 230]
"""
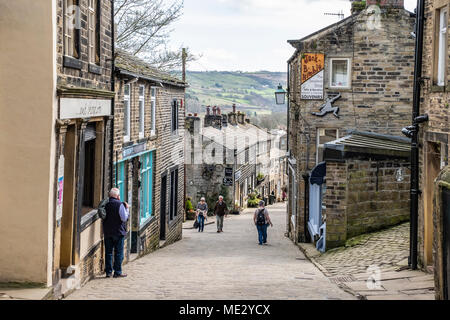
[323, 130, 411, 160]
[201, 123, 273, 153]
[115, 49, 187, 87]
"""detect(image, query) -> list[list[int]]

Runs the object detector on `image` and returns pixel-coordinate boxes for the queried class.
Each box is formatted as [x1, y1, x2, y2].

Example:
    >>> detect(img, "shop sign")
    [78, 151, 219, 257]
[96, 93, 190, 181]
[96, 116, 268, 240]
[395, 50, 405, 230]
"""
[235, 170, 242, 181]
[60, 98, 111, 119]
[123, 142, 147, 159]
[301, 53, 324, 100]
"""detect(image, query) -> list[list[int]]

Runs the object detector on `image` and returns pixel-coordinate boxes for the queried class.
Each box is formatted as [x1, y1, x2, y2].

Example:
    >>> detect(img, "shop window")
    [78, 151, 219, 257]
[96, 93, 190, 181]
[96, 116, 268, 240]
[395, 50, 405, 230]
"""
[81, 124, 97, 215]
[151, 88, 157, 136]
[124, 84, 131, 142]
[330, 58, 351, 88]
[140, 152, 153, 225]
[436, 7, 448, 86]
[316, 128, 339, 163]
[139, 85, 145, 139]
[64, 0, 80, 58]
[116, 161, 126, 202]
[169, 168, 179, 221]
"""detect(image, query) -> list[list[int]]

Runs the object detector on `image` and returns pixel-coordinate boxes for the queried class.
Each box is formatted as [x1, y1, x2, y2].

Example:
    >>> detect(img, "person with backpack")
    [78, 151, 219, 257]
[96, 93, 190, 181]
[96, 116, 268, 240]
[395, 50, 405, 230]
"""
[253, 200, 273, 245]
[102, 188, 129, 278]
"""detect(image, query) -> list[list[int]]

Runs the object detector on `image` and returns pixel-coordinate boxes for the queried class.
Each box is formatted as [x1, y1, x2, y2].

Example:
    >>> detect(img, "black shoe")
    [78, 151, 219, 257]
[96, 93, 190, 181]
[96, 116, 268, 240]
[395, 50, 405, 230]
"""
[105, 274, 112, 278]
[113, 273, 127, 278]
[217, 230, 220, 233]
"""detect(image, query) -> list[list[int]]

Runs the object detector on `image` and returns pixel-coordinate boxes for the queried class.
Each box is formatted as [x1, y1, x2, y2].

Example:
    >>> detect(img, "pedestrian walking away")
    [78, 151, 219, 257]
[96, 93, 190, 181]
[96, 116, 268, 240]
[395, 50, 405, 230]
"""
[103, 188, 129, 278]
[196, 197, 208, 232]
[214, 195, 228, 233]
[253, 200, 273, 245]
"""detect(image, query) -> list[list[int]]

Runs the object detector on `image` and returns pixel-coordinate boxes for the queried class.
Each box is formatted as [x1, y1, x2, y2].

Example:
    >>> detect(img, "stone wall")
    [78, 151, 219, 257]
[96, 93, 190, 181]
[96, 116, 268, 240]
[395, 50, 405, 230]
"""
[324, 159, 410, 249]
[287, 5, 415, 243]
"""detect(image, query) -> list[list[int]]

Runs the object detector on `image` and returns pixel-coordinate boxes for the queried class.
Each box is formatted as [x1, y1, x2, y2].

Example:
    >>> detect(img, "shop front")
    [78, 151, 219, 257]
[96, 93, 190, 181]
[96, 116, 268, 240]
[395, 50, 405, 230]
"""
[53, 90, 114, 294]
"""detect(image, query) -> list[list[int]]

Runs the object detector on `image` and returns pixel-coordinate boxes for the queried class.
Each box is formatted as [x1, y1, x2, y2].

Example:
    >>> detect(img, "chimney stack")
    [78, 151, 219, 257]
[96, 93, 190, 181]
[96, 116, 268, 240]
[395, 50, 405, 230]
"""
[206, 106, 211, 115]
[232, 104, 236, 113]
[366, 0, 404, 8]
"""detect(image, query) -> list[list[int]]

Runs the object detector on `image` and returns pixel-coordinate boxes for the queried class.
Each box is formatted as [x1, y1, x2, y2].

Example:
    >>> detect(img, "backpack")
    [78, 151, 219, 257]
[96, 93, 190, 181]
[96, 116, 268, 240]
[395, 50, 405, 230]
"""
[256, 209, 266, 226]
[97, 198, 109, 220]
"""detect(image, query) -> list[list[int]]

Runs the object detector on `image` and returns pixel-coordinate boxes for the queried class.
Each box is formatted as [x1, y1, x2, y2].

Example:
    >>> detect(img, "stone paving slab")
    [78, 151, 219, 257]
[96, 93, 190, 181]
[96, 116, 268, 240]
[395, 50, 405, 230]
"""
[66, 203, 354, 300]
[297, 222, 436, 300]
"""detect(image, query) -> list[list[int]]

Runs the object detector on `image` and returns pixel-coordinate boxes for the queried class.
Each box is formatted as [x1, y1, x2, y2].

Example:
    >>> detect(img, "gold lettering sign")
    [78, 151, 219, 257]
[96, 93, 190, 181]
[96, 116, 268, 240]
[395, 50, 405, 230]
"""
[301, 53, 325, 84]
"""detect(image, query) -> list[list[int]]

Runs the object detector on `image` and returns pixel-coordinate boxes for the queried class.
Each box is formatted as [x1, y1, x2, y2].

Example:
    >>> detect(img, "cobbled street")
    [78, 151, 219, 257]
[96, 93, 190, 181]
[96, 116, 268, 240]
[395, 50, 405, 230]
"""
[66, 202, 354, 300]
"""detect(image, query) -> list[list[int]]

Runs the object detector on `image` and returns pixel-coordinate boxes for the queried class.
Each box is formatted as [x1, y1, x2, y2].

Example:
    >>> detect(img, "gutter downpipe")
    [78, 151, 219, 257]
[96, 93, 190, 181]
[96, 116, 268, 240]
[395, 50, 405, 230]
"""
[110, 0, 116, 190]
[410, 0, 425, 270]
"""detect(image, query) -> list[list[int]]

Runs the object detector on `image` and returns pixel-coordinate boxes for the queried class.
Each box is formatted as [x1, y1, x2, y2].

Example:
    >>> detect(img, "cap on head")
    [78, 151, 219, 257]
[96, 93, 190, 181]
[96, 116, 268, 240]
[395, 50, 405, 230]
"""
[201, 197, 206, 201]
[259, 200, 265, 207]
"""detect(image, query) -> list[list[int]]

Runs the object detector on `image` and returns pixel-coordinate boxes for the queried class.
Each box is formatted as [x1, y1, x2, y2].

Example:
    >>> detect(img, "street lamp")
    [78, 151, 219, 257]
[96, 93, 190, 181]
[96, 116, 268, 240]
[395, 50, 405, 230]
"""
[274, 83, 287, 105]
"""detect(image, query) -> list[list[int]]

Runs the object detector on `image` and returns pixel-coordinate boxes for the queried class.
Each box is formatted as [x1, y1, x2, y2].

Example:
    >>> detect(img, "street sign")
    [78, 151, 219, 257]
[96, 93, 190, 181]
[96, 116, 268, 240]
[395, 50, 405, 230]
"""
[223, 177, 233, 186]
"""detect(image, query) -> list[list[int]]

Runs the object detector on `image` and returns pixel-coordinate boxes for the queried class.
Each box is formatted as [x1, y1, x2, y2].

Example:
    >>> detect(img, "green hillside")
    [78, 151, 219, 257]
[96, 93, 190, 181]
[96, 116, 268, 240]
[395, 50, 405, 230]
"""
[184, 71, 287, 116]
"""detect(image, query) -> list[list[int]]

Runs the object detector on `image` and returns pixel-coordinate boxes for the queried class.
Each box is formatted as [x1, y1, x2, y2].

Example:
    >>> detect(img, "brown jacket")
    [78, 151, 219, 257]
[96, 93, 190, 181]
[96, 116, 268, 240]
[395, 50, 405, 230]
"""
[214, 201, 228, 216]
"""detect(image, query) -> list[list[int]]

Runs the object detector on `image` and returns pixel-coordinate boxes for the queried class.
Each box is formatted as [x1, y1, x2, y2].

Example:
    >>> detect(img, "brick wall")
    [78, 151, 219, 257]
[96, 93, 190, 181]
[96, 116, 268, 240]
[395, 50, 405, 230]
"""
[416, 0, 450, 294]
[324, 159, 410, 249]
[288, 6, 415, 242]
[56, 0, 113, 90]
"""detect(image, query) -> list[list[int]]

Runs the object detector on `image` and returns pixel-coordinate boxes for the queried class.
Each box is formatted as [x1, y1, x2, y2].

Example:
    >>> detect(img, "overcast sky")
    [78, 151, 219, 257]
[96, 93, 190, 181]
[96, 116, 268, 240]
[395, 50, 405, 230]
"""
[170, 0, 417, 72]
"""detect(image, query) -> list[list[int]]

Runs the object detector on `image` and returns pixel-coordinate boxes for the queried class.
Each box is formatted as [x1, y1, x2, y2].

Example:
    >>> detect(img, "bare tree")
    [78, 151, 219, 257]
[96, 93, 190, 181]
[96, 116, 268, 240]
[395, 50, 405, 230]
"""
[114, 0, 196, 70]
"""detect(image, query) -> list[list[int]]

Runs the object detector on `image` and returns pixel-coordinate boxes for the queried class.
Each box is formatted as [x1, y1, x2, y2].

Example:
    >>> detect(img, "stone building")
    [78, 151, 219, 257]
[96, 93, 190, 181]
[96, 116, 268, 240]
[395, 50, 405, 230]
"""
[286, 0, 416, 245]
[0, 0, 114, 297]
[185, 106, 278, 214]
[415, 0, 449, 300]
[113, 50, 186, 259]
[318, 131, 411, 250]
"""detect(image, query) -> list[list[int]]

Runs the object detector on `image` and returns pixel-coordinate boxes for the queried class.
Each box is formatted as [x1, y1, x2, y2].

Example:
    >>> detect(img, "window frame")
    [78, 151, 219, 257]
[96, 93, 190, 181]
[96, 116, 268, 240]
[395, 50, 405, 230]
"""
[329, 58, 351, 89]
[139, 85, 145, 139]
[150, 87, 157, 136]
[87, 0, 97, 64]
[64, 0, 80, 59]
[123, 83, 131, 142]
[140, 151, 154, 226]
[171, 99, 179, 134]
[436, 6, 448, 86]
[316, 128, 339, 164]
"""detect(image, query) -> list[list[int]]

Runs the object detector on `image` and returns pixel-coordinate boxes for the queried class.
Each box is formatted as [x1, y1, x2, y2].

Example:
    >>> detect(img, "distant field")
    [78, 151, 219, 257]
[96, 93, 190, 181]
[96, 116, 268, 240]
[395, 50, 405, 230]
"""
[185, 71, 287, 115]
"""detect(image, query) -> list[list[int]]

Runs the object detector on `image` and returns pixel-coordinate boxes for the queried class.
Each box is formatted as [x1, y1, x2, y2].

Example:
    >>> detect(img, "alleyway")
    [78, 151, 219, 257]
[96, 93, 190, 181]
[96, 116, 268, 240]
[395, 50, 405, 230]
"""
[66, 202, 354, 300]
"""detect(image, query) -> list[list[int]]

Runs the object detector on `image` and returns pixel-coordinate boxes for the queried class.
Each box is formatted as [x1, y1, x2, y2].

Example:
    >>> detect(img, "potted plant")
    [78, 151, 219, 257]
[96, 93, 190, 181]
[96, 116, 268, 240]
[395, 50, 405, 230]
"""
[185, 197, 196, 220]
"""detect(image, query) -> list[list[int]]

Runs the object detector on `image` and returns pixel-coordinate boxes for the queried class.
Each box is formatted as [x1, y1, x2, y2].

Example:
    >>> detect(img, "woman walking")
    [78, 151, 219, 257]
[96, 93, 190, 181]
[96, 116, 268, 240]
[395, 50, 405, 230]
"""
[196, 197, 208, 232]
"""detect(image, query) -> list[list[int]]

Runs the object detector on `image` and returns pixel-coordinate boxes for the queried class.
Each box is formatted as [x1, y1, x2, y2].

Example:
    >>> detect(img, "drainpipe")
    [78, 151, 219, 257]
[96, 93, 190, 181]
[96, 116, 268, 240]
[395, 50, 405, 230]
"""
[409, 0, 425, 270]
[286, 61, 290, 169]
[110, 0, 115, 190]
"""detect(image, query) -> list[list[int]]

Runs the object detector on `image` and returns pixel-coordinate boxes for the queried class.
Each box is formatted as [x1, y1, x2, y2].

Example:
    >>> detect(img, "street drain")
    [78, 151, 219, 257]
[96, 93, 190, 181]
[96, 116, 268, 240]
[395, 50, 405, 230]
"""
[329, 275, 356, 283]
[295, 277, 314, 280]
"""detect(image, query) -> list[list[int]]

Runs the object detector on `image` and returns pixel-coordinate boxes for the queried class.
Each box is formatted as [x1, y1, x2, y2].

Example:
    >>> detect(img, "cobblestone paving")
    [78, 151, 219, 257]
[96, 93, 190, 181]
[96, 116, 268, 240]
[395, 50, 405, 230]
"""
[66, 203, 354, 300]
[315, 223, 410, 277]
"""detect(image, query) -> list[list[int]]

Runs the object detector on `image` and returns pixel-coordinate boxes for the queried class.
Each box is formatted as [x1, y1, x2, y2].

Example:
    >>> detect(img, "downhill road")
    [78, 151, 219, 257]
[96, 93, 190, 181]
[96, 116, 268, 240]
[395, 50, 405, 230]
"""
[66, 202, 354, 300]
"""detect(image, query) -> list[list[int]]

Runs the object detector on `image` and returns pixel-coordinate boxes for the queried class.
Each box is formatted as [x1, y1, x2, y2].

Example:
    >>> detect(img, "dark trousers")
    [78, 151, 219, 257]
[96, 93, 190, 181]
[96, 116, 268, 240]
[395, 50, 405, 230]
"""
[256, 224, 268, 244]
[104, 235, 125, 275]
[198, 215, 205, 232]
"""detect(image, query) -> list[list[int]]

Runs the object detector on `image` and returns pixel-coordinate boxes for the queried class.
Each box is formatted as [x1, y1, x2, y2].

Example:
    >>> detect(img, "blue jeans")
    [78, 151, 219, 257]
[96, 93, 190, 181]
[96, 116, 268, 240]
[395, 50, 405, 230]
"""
[198, 215, 205, 232]
[256, 224, 268, 244]
[104, 235, 125, 275]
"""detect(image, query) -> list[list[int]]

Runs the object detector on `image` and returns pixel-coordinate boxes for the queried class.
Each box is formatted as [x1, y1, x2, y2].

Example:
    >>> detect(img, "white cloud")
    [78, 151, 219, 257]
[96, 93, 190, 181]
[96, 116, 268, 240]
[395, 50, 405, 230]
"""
[171, 0, 418, 72]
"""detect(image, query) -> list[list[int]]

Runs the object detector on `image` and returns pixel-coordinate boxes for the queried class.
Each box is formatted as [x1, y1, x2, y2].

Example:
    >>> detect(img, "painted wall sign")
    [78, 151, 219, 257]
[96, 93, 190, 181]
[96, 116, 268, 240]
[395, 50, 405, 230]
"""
[60, 98, 111, 119]
[311, 93, 341, 118]
[56, 155, 65, 222]
[301, 53, 324, 100]
[123, 142, 147, 159]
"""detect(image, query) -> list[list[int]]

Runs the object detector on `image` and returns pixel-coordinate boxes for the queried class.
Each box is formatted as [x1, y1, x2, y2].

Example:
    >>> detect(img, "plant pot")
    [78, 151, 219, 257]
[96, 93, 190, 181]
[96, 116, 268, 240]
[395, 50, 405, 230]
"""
[186, 210, 196, 220]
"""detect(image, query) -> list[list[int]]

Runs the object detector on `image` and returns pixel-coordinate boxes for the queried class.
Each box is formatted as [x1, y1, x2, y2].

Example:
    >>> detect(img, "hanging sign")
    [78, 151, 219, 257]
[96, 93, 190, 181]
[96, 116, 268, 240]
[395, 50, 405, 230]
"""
[301, 53, 324, 100]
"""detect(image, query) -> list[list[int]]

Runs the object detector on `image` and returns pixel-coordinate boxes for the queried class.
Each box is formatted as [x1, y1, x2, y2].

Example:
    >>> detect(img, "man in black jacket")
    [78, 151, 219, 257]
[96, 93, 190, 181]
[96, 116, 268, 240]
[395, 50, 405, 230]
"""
[103, 188, 129, 278]
[214, 196, 228, 233]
